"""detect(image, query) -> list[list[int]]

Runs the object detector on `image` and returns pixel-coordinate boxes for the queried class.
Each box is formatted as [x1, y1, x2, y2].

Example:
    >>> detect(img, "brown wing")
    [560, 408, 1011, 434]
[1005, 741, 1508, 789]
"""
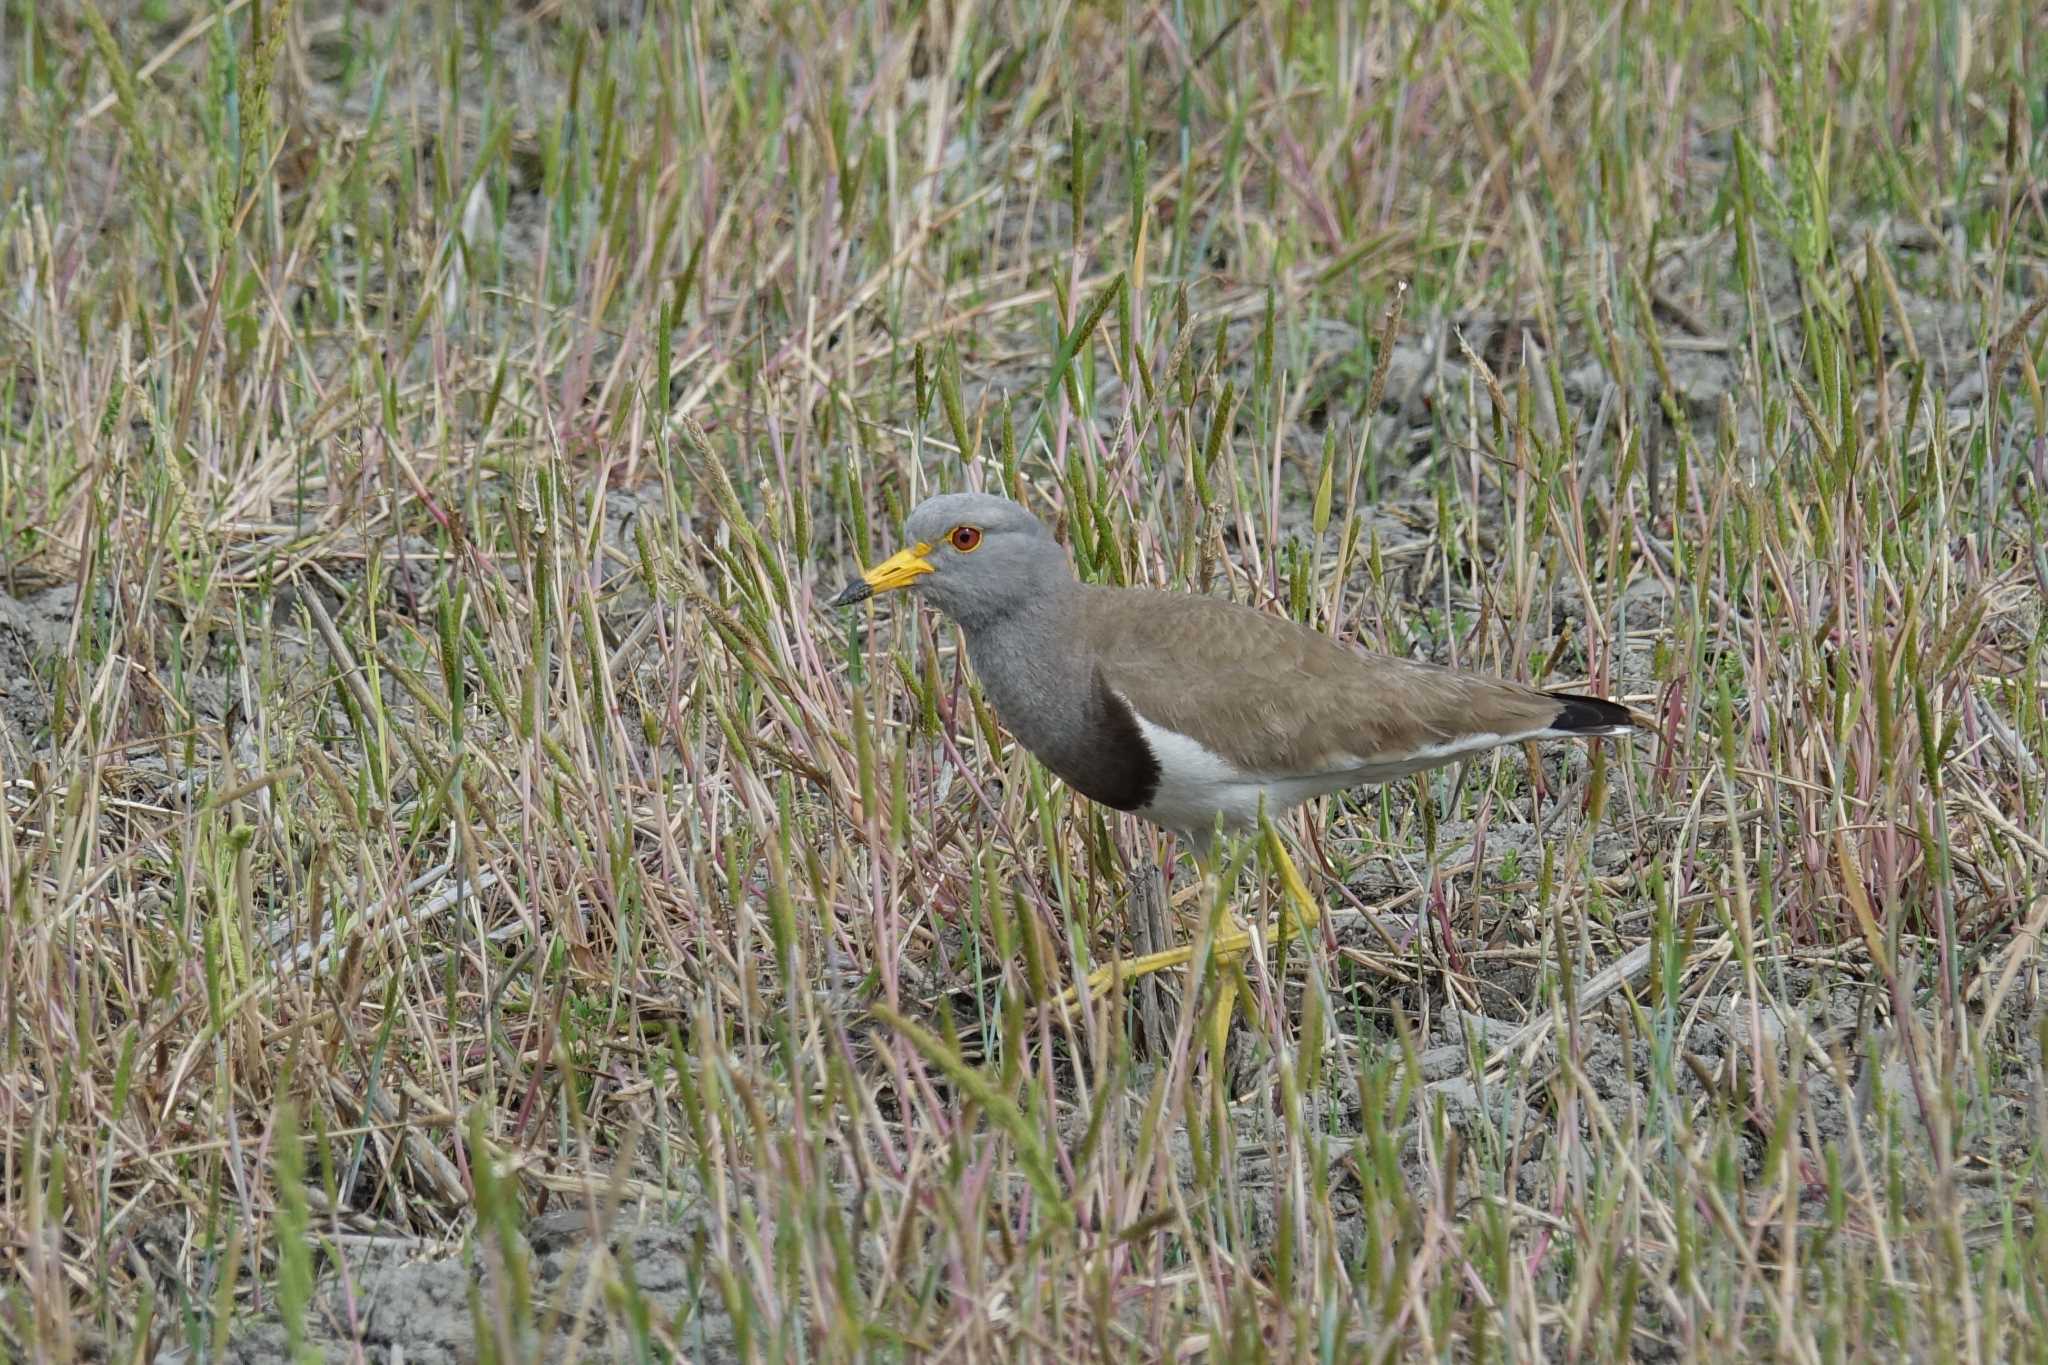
[1078, 585, 1574, 777]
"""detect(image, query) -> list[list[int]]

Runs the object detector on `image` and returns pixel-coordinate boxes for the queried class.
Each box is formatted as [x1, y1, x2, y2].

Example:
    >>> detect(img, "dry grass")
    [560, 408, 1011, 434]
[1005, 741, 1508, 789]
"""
[2, 0, 2046, 1360]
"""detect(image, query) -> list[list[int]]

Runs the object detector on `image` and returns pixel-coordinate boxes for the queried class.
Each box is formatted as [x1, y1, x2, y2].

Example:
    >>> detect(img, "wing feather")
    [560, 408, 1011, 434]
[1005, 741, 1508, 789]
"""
[1079, 586, 1574, 780]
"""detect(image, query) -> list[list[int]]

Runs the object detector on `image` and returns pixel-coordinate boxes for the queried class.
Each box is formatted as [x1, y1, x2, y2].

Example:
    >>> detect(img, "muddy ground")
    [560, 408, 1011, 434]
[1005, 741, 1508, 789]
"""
[6, 6, 2044, 1355]
[6, 284, 2039, 1358]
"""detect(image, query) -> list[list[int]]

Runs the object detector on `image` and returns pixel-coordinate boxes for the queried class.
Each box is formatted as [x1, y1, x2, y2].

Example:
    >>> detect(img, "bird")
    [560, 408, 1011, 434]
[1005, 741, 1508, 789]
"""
[830, 491, 1640, 999]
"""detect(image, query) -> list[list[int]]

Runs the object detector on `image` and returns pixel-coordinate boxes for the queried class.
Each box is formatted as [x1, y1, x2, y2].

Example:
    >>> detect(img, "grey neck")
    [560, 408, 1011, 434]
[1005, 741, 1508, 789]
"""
[956, 582, 1099, 774]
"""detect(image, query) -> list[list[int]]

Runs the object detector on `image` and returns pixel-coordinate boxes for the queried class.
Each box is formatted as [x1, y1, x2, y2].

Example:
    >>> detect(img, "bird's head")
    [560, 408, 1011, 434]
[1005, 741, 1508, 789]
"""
[829, 492, 1068, 628]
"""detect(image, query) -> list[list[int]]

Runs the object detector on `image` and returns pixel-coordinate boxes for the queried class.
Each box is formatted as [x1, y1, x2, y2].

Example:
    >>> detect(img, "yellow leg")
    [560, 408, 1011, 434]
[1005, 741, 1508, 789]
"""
[1051, 818, 1322, 1013]
[1261, 818, 1322, 944]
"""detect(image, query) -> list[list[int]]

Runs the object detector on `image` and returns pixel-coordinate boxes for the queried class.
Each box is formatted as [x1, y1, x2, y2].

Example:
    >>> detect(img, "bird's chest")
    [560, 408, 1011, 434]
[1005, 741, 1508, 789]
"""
[963, 635, 1161, 815]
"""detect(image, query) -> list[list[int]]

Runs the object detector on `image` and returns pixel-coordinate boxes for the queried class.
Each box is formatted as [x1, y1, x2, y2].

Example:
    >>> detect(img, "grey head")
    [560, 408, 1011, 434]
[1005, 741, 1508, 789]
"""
[828, 492, 1073, 629]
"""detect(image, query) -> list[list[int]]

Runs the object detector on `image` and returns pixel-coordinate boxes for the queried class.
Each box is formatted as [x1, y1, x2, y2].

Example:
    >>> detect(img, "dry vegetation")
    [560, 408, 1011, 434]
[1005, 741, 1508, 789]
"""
[2, 0, 2046, 1359]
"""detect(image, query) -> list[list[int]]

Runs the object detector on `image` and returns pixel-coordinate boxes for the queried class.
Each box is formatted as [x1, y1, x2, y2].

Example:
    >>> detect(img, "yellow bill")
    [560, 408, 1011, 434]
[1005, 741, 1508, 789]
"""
[828, 542, 934, 606]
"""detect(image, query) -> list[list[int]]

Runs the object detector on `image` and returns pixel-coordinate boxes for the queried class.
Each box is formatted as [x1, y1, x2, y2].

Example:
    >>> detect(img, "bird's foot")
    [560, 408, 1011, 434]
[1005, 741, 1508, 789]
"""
[1073, 923, 1253, 998]
[1048, 823, 1323, 1029]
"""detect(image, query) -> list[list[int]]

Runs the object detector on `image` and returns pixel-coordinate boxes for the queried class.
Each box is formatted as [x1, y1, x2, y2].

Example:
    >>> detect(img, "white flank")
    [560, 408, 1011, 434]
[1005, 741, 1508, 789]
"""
[1128, 710, 1365, 835]
[1127, 707, 1612, 836]
[1401, 728, 1558, 765]
[1343, 724, 1600, 782]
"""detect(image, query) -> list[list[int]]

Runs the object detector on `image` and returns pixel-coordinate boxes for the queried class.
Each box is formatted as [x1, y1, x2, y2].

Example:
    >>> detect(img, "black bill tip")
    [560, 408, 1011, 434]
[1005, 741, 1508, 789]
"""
[828, 580, 874, 608]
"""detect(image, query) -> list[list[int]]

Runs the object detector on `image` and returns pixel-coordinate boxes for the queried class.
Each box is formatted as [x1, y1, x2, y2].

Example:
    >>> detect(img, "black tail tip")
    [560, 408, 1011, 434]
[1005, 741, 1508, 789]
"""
[1548, 692, 1639, 736]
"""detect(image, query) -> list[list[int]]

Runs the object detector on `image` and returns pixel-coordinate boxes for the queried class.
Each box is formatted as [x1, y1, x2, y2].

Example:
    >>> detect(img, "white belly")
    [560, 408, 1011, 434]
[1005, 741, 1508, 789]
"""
[1129, 714, 1359, 837]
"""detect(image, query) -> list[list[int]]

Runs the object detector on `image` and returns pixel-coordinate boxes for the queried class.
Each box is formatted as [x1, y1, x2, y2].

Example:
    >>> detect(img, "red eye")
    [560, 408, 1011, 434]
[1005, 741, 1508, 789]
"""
[949, 526, 982, 552]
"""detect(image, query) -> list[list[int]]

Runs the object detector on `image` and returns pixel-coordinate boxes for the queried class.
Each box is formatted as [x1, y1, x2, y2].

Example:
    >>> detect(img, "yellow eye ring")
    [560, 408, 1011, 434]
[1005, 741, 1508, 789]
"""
[949, 526, 982, 552]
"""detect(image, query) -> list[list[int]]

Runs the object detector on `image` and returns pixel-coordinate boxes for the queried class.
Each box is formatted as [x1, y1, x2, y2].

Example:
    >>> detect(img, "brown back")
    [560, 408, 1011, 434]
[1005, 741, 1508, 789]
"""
[1079, 586, 1567, 776]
